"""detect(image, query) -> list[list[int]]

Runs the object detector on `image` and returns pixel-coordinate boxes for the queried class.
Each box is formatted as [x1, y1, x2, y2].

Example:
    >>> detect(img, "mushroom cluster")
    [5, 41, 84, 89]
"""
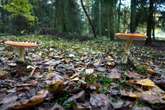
[5, 41, 38, 62]
[115, 33, 146, 64]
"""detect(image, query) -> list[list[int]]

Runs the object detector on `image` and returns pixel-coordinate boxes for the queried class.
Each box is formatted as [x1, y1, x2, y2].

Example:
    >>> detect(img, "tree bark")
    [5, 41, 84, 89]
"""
[80, 0, 96, 38]
[145, 0, 154, 45]
[130, 0, 137, 33]
[99, 0, 102, 36]
[117, 0, 121, 32]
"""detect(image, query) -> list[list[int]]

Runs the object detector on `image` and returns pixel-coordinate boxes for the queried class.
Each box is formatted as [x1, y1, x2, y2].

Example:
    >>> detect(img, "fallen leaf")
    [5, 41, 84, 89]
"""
[74, 102, 91, 110]
[0, 69, 9, 79]
[64, 91, 85, 105]
[44, 59, 61, 66]
[128, 79, 156, 88]
[85, 68, 94, 74]
[110, 98, 133, 110]
[140, 86, 165, 105]
[154, 79, 165, 90]
[126, 71, 145, 79]
[50, 103, 64, 110]
[13, 90, 48, 109]
[132, 106, 152, 110]
[90, 94, 112, 110]
[147, 68, 156, 75]
[107, 68, 121, 79]
[47, 80, 64, 93]
[96, 67, 106, 72]
[120, 90, 141, 99]
[0, 90, 48, 110]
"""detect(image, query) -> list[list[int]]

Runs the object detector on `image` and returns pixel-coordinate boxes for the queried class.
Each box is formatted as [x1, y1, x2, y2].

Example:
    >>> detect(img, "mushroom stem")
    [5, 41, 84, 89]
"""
[18, 48, 25, 62]
[122, 40, 133, 64]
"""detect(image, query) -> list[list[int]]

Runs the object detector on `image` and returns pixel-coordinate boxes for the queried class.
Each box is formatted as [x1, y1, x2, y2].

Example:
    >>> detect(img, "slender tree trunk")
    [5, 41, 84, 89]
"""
[145, 0, 154, 45]
[117, 0, 121, 32]
[130, 0, 137, 33]
[152, 6, 156, 41]
[99, 0, 102, 36]
[152, 26, 155, 40]
[110, 5, 115, 40]
[1, 0, 6, 33]
[107, 12, 111, 38]
[55, 0, 65, 32]
[106, 0, 115, 40]
[80, 0, 96, 38]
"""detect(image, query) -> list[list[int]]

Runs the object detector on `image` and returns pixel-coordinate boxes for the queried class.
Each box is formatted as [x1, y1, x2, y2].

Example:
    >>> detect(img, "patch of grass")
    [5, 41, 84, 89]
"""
[63, 101, 76, 110]
[54, 92, 73, 109]
[84, 74, 98, 84]
[83, 73, 112, 94]
[56, 93, 70, 105]
[98, 75, 112, 94]
[135, 65, 147, 75]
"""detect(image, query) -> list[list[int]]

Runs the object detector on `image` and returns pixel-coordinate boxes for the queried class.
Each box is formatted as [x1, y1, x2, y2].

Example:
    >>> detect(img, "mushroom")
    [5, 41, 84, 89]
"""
[115, 33, 146, 64]
[5, 41, 38, 62]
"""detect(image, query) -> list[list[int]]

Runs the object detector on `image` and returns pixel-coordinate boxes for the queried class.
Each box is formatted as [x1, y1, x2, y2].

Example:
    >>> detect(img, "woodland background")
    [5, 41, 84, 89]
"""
[0, 0, 165, 45]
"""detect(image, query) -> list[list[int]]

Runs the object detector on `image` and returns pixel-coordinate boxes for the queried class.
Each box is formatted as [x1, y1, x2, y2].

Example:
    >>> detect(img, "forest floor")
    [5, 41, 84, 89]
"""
[0, 35, 165, 110]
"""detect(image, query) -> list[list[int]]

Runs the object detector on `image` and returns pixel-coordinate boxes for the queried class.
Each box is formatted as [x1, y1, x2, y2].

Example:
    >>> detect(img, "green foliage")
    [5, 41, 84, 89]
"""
[99, 75, 112, 94]
[4, 0, 37, 34]
[135, 65, 147, 75]
[63, 101, 76, 110]
[84, 73, 112, 94]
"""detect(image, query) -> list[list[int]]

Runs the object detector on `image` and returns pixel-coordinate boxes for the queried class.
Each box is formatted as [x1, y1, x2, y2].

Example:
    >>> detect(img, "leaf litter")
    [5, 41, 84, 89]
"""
[0, 36, 165, 110]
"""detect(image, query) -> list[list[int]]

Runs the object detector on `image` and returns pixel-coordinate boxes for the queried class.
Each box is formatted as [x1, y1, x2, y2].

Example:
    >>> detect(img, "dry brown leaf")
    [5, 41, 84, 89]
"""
[128, 79, 156, 88]
[141, 87, 165, 104]
[126, 71, 145, 79]
[147, 68, 156, 75]
[107, 68, 121, 79]
[47, 80, 64, 93]
[13, 90, 48, 110]
[121, 90, 141, 99]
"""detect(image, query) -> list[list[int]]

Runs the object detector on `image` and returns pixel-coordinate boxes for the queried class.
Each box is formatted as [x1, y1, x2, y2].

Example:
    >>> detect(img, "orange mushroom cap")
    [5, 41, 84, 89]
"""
[5, 41, 38, 48]
[115, 33, 146, 40]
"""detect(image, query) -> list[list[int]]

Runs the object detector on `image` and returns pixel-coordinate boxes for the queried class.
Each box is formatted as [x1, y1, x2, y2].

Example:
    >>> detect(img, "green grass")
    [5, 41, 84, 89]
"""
[135, 65, 148, 75]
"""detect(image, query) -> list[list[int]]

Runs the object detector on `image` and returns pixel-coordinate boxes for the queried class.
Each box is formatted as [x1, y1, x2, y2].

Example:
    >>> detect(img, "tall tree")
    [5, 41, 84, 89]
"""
[145, 0, 154, 45]
[130, 0, 137, 33]
[117, 0, 122, 32]
[80, 0, 96, 38]
[4, 0, 37, 34]
[55, 0, 82, 34]
[98, 0, 102, 36]
[104, 0, 117, 39]
[0, 0, 9, 33]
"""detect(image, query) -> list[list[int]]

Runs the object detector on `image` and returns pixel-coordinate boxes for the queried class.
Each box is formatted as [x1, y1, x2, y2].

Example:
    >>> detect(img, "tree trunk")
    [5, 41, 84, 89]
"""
[117, 0, 121, 32]
[80, 0, 96, 38]
[152, 22, 155, 41]
[130, 0, 137, 33]
[145, 0, 154, 45]
[109, 5, 115, 40]
[99, 0, 102, 36]
[1, 0, 6, 33]
[152, 6, 156, 41]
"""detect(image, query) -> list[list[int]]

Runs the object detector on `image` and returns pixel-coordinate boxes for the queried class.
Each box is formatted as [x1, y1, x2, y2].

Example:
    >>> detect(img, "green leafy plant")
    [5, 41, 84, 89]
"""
[135, 65, 147, 75]
[98, 75, 112, 94]
[4, 0, 37, 34]
[84, 73, 112, 94]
